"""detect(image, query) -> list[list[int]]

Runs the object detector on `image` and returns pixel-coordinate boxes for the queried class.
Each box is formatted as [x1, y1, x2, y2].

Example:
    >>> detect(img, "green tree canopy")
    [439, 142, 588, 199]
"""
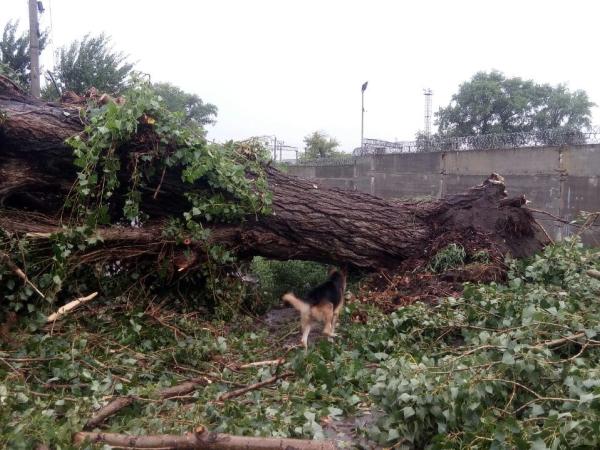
[301, 131, 341, 160]
[152, 82, 217, 127]
[436, 71, 595, 137]
[0, 20, 47, 89]
[46, 33, 133, 97]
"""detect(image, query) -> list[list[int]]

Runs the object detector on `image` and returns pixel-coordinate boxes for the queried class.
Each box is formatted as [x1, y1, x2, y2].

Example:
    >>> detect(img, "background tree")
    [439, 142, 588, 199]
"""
[152, 82, 217, 127]
[436, 71, 594, 137]
[0, 20, 47, 89]
[301, 131, 341, 160]
[45, 33, 133, 97]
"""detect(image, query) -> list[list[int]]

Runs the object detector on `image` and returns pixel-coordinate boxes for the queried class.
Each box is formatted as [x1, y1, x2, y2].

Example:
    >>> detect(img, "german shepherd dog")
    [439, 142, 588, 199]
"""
[282, 267, 347, 349]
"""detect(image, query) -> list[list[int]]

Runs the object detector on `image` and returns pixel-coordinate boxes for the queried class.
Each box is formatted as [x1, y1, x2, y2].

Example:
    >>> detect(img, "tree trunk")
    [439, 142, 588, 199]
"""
[0, 76, 548, 269]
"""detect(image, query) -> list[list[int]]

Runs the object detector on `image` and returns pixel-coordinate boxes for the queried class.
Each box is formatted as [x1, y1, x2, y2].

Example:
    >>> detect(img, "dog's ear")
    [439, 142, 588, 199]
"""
[327, 265, 336, 276]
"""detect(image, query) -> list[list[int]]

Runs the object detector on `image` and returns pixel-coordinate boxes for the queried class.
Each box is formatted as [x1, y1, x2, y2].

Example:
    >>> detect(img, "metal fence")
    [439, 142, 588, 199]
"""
[282, 127, 600, 166]
[354, 127, 600, 157]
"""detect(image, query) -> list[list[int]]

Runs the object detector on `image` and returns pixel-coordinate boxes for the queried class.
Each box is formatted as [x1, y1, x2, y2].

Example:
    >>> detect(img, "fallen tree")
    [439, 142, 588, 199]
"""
[0, 75, 548, 287]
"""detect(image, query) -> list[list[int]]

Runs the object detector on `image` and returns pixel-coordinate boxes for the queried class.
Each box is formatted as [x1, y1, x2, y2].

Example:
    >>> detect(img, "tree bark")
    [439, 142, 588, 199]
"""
[0, 76, 548, 269]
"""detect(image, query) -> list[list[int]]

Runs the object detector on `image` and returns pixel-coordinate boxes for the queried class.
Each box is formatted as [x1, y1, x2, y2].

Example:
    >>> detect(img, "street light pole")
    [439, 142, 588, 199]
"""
[361, 81, 368, 152]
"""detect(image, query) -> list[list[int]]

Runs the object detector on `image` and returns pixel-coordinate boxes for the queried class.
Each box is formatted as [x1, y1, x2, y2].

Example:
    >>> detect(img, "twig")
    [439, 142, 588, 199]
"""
[535, 332, 586, 348]
[0, 250, 45, 299]
[73, 428, 337, 449]
[533, 218, 554, 245]
[526, 208, 575, 226]
[238, 358, 284, 369]
[575, 212, 600, 239]
[216, 372, 293, 402]
[46, 292, 98, 322]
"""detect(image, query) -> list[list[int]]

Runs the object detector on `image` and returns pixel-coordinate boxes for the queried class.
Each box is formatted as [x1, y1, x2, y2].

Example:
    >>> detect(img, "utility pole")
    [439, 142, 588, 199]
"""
[361, 81, 368, 151]
[28, 0, 41, 97]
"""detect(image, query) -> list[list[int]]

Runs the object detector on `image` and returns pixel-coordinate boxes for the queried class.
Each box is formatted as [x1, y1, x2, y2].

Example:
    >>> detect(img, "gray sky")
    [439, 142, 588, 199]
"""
[3, 0, 599, 155]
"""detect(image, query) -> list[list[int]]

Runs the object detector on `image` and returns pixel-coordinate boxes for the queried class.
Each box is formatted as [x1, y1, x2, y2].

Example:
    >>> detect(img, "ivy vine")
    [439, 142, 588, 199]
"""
[1, 75, 272, 307]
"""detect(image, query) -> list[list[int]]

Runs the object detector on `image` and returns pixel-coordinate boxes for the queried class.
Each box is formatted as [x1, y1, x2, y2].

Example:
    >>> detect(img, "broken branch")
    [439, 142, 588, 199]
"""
[158, 377, 210, 399]
[217, 372, 292, 402]
[84, 377, 210, 430]
[84, 396, 134, 430]
[238, 358, 285, 369]
[46, 292, 98, 322]
[73, 429, 337, 450]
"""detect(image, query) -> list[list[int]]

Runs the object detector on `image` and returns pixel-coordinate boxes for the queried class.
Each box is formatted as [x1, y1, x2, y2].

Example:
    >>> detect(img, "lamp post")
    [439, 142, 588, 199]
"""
[361, 81, 368, 152]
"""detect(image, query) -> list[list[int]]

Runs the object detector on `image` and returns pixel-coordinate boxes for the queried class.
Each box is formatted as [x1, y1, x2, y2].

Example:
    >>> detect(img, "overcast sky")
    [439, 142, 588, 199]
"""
[3, 0, 599, 155]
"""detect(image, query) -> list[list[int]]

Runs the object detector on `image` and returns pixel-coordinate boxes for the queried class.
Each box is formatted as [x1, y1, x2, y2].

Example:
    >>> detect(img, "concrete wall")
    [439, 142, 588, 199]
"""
[288, 144, 600, 243]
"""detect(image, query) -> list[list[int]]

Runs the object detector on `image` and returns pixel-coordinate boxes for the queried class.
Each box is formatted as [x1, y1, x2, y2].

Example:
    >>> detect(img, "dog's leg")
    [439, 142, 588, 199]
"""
[331, 300, 344, 337]
[331, 313, 339, 337]
[300, 313, 311, 350]
[322, 305, 335, 340]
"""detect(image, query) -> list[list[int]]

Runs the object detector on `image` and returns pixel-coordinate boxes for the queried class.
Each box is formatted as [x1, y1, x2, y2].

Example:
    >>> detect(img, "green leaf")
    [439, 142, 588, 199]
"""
[530, 404, 544, 416]
[530, 439, 549, 450]
[501, 351, 515, 365]
[403, 406, 415, 418]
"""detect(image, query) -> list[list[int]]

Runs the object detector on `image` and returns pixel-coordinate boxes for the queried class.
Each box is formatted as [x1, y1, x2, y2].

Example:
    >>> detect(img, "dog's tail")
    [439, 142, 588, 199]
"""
[282, 292, 310, 314]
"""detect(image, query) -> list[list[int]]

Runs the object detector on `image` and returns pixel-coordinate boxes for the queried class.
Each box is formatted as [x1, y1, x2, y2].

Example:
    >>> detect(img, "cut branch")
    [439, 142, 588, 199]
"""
[73, 429, 337, 450]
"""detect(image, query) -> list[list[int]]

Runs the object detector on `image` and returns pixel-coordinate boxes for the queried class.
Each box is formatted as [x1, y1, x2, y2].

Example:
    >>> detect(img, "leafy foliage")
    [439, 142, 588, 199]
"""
[2, 239, 600, 449]
[301, 131, 342, 160]
[152, 82, 218, 127]
[436, 71, 595, 137]
[0, 20, 47, 89]
[66, 75, 268, 228]
[45, 33, 134, 97]
[369, 238, 600, 448]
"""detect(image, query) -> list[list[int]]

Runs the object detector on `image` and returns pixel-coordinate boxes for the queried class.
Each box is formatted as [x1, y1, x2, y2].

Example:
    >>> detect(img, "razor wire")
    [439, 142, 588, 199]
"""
[354, 127, 600, 157]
